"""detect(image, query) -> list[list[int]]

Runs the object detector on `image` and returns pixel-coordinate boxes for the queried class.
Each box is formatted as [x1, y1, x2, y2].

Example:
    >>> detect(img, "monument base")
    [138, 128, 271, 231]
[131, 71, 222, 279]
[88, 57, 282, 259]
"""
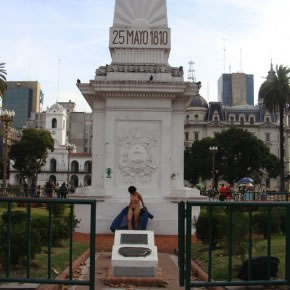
[71, 187, 204, 235]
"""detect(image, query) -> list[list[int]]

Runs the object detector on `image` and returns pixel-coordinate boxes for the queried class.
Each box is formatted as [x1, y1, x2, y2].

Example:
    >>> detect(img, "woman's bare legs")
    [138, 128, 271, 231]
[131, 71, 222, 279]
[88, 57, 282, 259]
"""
[128, 207, 134, 230]
[133, 207, 141, 230]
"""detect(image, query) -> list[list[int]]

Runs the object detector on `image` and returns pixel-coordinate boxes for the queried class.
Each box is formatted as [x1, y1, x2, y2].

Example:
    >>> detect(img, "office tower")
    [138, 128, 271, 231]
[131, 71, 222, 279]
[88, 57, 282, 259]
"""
[3, 81, 41, 129]
[218, 73, 254, 106]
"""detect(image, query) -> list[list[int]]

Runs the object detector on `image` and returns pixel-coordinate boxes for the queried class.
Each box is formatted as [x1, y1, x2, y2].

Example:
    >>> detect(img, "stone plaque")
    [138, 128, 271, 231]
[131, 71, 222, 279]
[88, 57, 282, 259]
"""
[118, 247, 152, 257]
[113, 266, 155, 277]
[121, 233, 148, 245]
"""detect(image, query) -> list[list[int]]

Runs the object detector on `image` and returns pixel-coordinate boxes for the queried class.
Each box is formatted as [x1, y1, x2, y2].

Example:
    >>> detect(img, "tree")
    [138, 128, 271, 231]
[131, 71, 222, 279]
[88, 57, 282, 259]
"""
[185, 128, 280, 185]
[259, 65, 290, 192]
[0, 63, 7, 98]
[9, 128, 54, 183]
[184, 137, 216, 184]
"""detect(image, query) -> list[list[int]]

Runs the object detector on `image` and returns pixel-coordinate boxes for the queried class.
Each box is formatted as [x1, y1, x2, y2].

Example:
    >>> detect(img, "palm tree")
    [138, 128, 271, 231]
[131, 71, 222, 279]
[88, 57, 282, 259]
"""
[260, 65, 290, 192]
[0, 63, 7, 98]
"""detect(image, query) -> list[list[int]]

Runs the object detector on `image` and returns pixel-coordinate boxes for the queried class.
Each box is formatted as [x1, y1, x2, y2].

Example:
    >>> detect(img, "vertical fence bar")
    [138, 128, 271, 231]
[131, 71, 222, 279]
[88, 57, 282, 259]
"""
[248, 209, 253, 280]
[6, 202, 12, 278]
[267, 206, 272, 280]
[185, 203, 192, 290]
[285, 205, 290, 284]
[26, 203, 31, 278]
[178, 201, 185, 287]
[208, 206, 213, 282]
[89, 201, 96, 290]
[69, 204, 73, 280]
[228, 207, 233, 281]
[48, 203, 52, 279]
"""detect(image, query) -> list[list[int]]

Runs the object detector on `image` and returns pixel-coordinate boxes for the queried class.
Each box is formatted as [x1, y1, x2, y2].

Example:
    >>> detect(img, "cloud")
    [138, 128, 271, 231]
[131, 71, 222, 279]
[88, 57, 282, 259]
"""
[2, 0, 290, 110]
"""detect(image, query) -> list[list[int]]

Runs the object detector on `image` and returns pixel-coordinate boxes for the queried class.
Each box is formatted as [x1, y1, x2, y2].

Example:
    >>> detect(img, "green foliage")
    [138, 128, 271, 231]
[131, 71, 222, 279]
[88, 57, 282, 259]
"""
[1, 210, 27, 224]
[259, 64, 290, 191]
[184, 137, 216, 184]
[194, 207, 226, 249]
[0, 219, 42, 265]
[224, 209, 249, 256]
[194, 207, 249, 255]
[185, 127, 280, 184]
[253, 207, 283, 238]
[0, 62, 7, 98]
[31, 216, 70, 247]
[46, 203, 65, 217]
[9, 128, 54, 181]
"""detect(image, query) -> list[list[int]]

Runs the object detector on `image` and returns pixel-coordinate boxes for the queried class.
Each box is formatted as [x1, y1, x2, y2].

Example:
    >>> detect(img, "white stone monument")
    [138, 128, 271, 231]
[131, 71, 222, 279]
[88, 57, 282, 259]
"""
[75, 0, 201, 234]
[111, 230, 158, 277]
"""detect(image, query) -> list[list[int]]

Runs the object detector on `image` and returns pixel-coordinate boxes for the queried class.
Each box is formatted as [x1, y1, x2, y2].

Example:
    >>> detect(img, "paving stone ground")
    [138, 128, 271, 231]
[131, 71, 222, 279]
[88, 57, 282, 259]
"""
[73, 253, 186, 290]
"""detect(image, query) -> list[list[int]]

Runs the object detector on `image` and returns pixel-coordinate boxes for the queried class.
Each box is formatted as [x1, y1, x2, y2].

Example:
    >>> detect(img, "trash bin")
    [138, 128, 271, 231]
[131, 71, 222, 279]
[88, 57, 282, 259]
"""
[238, 256, 279, 280]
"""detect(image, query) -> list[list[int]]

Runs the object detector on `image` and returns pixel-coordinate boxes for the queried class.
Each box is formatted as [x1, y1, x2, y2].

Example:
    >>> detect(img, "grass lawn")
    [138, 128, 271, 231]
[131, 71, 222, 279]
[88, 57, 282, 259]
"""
[0, 240, 88, 280]
[192, 234, 286, 281]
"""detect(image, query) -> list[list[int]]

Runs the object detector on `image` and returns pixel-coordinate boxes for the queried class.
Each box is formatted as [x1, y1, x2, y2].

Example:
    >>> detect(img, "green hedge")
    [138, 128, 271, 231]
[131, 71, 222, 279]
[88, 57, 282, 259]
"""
[0, 208, 79, 265]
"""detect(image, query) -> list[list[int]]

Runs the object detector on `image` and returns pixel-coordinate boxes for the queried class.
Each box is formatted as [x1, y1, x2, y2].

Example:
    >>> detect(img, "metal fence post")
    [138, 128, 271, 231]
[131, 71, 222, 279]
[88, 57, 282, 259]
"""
[178, 201, 185, 287]
[185, 202, 192, 290]
[286, 204, 290, 284]
[89, 201, 96, 290]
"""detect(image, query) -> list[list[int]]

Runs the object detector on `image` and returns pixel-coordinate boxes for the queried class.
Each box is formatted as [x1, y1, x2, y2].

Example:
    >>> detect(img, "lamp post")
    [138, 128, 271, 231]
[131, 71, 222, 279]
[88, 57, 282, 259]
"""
[209, 146, 218, 190]
[66, 143, 73, 190]
[0, 109, 15, 195]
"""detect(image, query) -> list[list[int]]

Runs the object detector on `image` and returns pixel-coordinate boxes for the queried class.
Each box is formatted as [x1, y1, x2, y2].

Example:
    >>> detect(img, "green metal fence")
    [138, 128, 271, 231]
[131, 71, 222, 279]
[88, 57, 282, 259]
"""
[0, 197, 96, 290]
[178, 201, 290, 289]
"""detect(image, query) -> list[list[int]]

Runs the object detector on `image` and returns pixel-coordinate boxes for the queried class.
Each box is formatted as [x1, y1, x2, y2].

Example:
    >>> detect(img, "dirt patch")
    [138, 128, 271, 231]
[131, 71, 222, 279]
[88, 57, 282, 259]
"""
[73, 232, 198, 253]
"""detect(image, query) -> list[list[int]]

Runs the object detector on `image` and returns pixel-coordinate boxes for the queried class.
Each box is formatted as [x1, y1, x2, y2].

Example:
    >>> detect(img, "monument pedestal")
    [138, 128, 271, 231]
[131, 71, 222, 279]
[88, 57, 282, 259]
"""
[72, 187, 203, 235]
[111, 230, 158, 277]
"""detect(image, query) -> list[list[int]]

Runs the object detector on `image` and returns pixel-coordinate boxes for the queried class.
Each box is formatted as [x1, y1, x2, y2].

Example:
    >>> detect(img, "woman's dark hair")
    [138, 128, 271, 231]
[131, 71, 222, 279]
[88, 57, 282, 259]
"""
[128, 186, 137, 194]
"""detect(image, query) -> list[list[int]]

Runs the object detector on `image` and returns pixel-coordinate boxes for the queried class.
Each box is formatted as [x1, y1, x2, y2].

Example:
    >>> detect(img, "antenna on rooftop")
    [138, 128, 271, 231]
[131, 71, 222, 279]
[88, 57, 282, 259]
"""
[28, 57, 31, 81]
[207, 82, 210, 102]
[239, 48, 243, 73]
[188, 61, 196, 82]
[223, 39, 226, 73]
[57, 58, 61, 102]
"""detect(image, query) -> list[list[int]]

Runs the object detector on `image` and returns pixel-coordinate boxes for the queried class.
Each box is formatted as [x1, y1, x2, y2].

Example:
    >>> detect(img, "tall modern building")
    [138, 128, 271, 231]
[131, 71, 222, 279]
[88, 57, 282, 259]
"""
[3, 81, 41, 129]
[218, 73, 254, 106]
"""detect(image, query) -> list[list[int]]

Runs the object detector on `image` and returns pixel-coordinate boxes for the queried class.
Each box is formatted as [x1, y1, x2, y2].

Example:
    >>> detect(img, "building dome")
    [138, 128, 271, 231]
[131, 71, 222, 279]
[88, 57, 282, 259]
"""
[189, 94, 208, 108]
[48, 103, 64, 113]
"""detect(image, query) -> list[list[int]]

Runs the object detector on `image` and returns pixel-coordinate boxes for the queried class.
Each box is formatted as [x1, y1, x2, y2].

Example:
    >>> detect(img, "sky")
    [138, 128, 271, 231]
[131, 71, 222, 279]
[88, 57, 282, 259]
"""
[1, 0, 290, 112]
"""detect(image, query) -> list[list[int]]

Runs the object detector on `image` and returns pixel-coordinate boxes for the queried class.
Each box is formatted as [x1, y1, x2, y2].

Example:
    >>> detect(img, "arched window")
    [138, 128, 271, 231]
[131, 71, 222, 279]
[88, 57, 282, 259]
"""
[71, 175, 79, 188]
[84, 161, 92, 173]
[195, 115, 199, 122]
[214, 116, 219, 125]
[52, 118, 57, 129]
[84, 175, 91, 186]
[71, 161, 79, 173]
[50, 159, 56, 172]
[266, 117, 270, 126]
[186, 115, 189, 124]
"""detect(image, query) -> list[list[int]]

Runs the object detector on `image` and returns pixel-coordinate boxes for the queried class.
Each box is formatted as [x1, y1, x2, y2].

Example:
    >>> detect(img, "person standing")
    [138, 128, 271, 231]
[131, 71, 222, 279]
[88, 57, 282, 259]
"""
[219, 183, 227, 201]
[23, 180, 28, 197]
[30, 182, 36, 197]
[127, 186, 145, 230]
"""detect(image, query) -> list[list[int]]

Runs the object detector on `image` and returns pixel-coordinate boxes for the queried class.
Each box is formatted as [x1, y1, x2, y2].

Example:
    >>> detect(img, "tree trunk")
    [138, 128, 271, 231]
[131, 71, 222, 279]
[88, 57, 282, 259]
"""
[279, 103, 285, 192]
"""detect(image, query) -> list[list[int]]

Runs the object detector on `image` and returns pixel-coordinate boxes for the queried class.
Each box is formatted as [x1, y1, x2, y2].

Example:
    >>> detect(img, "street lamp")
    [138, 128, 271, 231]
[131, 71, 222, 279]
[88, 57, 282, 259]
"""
[66, 143, 73, 190]
[0, 109, 15, 195]
[209, 146, 218, 190]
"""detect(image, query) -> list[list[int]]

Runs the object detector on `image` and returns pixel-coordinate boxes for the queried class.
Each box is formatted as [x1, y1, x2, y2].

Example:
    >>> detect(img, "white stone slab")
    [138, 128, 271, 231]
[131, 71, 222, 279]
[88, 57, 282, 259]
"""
[114, 230, 155, 247]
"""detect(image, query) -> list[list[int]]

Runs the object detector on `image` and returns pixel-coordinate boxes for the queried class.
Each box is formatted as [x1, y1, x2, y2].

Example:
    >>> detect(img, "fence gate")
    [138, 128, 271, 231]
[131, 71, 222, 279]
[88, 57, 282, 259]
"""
[178, 200, 290, 290]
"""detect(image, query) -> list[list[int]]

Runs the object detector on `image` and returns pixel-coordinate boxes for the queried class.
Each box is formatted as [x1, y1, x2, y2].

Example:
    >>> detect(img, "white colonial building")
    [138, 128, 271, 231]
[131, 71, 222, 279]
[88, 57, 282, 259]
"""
[9, 103, 92, 188]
